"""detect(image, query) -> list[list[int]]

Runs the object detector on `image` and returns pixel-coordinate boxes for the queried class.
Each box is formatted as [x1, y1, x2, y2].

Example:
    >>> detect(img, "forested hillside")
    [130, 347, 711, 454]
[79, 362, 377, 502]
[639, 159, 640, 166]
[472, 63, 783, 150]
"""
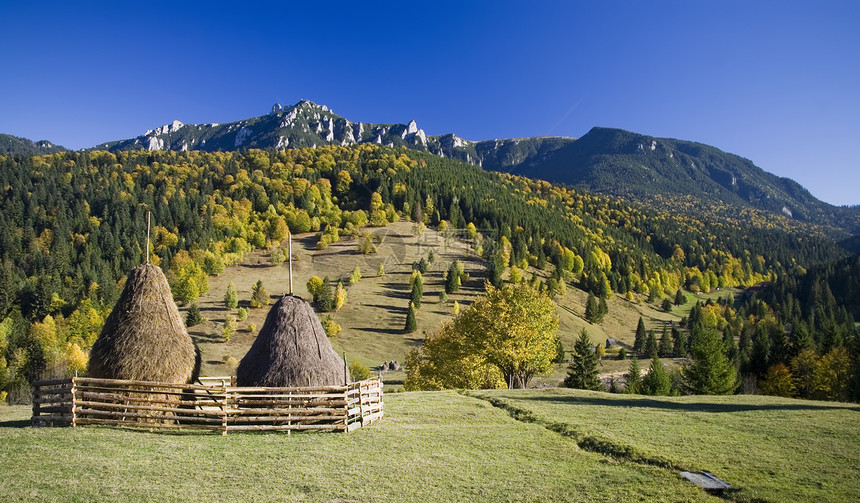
[0, 144, 854, 401]
[0, 134, 66, 156]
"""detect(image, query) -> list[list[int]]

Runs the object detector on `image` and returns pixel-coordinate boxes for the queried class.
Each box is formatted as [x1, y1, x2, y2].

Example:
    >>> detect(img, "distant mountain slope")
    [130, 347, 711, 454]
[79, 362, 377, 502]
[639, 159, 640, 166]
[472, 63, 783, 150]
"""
[499, 127, 860, 234]
[90, 100, 859, 233]
[0, 134, 66, 156]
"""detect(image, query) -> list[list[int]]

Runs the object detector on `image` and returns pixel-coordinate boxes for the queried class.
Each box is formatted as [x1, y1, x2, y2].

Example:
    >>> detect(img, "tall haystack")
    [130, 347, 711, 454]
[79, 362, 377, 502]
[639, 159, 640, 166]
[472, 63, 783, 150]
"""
[237, 295, 346, 387]
[88, 264, 199, 383]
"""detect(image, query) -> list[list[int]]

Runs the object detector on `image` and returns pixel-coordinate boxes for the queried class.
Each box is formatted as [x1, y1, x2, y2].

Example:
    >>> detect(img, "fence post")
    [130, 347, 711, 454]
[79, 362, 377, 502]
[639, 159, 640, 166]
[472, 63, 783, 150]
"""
[70, 377, 77, 428]
[31, 382, 40, 427]
[221, 382, 228, 436]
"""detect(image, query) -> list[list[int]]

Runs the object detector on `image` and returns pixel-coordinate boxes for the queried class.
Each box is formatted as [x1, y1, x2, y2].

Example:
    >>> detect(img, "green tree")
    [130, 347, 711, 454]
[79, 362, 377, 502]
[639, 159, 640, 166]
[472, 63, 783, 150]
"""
[564, 329, 602, 390]
[584, 293, 599, 323]
[674, 289, 685, 306]
[250, 280, 270, 308]
[658, 327, 673, 357]
[404, 302, 417, 333]
[682, 327, 738, 395]
[317, 277, 334, 312]
[633, 317, 646, 353]
[185, 303, 203, 327]
[306, 276, 324, 303]
[641, 355, 672, 396]
[349, 267, 362, 286]
[644, 330, 658, 358]
[553, 337, 566, 364]
[625, 357, 642, 394]
[349, 360, 371, 381]
[224, 282, 238, 309]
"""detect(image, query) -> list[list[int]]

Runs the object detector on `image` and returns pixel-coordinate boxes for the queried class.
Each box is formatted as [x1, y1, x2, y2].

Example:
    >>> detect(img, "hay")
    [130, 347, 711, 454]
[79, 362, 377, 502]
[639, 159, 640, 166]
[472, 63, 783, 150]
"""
[88, 264, 199, 384]
[237, 295, 346, 387]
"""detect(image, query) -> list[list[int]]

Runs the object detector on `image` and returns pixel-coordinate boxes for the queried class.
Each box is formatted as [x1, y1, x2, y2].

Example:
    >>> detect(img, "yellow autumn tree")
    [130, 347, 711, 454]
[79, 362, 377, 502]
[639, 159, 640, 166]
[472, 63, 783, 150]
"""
[404, 282, 558, 390]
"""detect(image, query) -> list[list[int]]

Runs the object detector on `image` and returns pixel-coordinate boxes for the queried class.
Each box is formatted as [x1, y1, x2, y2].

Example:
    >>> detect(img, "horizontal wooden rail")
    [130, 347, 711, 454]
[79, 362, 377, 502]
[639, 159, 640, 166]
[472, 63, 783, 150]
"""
[32, 376, 383, 435]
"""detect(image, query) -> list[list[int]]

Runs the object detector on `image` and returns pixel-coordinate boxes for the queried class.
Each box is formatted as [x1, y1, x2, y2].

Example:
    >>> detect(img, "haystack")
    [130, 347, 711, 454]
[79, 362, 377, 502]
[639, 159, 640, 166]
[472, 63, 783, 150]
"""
[88, 264, 199, 383]
[237, 295, 346, 387]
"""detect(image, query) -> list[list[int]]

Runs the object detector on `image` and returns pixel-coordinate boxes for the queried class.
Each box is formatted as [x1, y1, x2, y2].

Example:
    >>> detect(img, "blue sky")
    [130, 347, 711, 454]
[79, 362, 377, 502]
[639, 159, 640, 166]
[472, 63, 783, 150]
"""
[1, 1, 858, 205]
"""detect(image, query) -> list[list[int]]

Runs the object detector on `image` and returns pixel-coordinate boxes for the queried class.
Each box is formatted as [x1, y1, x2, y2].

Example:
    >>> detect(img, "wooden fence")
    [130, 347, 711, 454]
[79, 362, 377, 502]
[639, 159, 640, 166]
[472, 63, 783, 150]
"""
[31, 376, 383, 434]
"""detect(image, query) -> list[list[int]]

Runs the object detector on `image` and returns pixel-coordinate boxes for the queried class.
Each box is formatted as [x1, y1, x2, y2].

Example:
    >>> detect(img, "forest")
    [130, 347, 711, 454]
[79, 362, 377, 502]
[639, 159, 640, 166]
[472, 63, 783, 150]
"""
[0, 144, 856, 402]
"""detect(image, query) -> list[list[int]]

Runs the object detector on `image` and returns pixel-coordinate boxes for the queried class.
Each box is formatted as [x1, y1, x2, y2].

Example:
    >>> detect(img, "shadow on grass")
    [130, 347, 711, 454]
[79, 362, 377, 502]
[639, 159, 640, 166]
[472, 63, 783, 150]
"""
[365, 303, 408, 315]
[0, 419, 31, 428]
[356, 326, 403, 335]
[514, 395, 859, 413]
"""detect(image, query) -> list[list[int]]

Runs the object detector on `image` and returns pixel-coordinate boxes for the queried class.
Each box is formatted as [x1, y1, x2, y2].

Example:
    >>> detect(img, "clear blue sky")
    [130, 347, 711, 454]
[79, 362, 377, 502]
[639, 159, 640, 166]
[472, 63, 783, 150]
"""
[1, 1, 858, 205]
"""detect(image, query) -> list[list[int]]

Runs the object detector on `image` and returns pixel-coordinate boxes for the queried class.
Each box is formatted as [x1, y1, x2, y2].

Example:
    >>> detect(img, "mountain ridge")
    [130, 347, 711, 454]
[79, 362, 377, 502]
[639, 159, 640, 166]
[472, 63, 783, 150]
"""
[5, 99, 858, 234]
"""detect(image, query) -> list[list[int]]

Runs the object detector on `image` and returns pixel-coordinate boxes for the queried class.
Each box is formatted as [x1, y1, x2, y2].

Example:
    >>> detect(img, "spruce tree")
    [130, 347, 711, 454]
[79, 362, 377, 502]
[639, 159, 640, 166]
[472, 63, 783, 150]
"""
[673, 327, 688, 357]
[564, 329, 601, 390]
[186, 303, 203, 327]
[674, 289, 685, 306]
[250, 279, 270, 308]
[682, 327, 738, 395]
[404, 302, 417, 333]
[644, 330, 658, 358]
[658, 327, 673, 357]
[584, 293, 598, 323]
[633, 317, 646, 352]
[317, 277, 334, 312]
[642, 354, 672, 396]
[554, 337, 566, 364]
[597, 297, 608, 322]
[625, 356, 642, 394]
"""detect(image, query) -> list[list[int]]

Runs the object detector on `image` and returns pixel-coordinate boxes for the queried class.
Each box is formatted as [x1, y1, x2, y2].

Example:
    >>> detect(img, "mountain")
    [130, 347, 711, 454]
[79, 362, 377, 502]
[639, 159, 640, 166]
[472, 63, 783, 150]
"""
[494, 127, 860, 235]
[0, 133, 66, 156]
[91, 100, 858, 234]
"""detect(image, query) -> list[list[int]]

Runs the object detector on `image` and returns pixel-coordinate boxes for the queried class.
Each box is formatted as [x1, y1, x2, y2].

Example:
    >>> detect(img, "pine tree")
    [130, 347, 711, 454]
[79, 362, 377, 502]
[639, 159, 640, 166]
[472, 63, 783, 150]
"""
[564, 329, 601, 390]
[584, 293, 599, 323]
[682, 327, 738, 395]
[404, 302, 417, 333]
[250, 279, 270, 308]
[224, 282, 238, 309]
[673, 327, 688, 357]
[644, 330, 658, 357]
[633, 317, 646, 352]
[625, 356, 642, 394]
[597, 297, 608, 322]
[186, 303, 203, 327]
[658, 327, 673, 357]
[554, 337, 566, 363]
[642, 354, 672, 396]
[674, 289, 685, 306]
[317, 277, 334, 312]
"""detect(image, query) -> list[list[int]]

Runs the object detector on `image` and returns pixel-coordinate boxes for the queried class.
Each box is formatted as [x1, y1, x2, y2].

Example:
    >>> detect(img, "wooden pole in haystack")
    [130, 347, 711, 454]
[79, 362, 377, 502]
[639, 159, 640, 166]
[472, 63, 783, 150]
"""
[145, 211, 151, 264]
[288, 231, 293, 295]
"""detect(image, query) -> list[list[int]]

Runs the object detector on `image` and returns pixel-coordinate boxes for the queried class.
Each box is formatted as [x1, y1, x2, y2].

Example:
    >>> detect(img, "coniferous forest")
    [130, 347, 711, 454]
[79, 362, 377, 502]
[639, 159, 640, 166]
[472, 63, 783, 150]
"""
[0, 144, 856, 402]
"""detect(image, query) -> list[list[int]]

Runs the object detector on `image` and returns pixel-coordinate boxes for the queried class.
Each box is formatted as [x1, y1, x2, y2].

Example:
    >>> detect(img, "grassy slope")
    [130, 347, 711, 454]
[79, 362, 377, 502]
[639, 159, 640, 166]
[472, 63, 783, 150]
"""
[187, 221, 728, 382]
[0, 393, 713, 503]
[471, 388, 860, 503]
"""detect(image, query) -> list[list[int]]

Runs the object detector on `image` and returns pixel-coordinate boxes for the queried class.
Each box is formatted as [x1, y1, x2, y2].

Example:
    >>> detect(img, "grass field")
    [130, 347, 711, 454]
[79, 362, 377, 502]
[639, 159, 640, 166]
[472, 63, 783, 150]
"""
[3, 389, 857, 502]
[186, 221, 724, 384]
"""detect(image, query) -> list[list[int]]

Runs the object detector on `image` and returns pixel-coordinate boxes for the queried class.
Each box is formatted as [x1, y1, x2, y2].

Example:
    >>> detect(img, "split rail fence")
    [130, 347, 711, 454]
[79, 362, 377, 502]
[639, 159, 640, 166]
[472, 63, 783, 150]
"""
[31, 376, 383, 434]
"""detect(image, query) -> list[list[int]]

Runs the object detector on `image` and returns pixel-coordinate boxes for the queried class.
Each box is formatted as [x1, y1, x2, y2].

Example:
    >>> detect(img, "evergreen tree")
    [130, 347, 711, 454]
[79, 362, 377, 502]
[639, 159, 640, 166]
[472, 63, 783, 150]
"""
[404, 302, 417, 333]
[644, 330, 658, 358]
[564, 329, 601, 390]
[584, 293, 599, 323]
[554, 337, 566, 364]
[633, 317, 646, 352]
[625, 356, 642, 394]
[224, 282, 238, 309]
[672, 327, 688, 357]
[642, 354, 672, 396]
[658, 327, 673, 357]
[186, 303, 203, 327]
[682, 327, 738, 395]
[597, 297, 608, 322]
[317, 277, 334, 312]
[250, 279, 270, 308]
[749, 326, 771, 378]
[674, 289, 685, 306]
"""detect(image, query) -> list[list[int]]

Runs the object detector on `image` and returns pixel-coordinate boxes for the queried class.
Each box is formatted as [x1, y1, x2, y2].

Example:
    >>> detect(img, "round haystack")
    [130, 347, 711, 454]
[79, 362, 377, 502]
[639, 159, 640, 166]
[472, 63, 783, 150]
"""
[88, 264, 199, 383]
[237, 295, 346, 387]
